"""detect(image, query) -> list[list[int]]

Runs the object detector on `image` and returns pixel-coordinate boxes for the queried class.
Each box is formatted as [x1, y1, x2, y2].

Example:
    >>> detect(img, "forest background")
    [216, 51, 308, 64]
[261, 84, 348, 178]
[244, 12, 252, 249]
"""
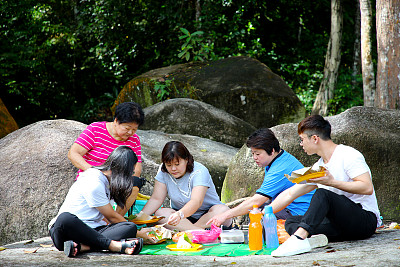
[0, 0, 382, 127]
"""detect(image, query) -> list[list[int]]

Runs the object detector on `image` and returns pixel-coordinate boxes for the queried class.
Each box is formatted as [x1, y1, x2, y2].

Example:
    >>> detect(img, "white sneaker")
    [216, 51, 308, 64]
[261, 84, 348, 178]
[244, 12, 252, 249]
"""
[308, 234, 328, 249]
[271, 235, 311, 257]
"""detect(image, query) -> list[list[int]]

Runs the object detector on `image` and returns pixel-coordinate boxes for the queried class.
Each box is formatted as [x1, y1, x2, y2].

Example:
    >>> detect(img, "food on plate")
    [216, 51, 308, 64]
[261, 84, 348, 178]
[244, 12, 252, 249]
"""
[147, 226, 174, 242]
[176, 233, 193, 249]
[284, 166, 326, 184]
[172, 231, 193, 243]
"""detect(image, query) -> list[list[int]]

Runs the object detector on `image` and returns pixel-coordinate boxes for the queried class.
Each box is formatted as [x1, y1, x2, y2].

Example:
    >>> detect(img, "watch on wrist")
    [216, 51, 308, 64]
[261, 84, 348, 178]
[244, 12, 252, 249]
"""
[177, 210, 184, 219]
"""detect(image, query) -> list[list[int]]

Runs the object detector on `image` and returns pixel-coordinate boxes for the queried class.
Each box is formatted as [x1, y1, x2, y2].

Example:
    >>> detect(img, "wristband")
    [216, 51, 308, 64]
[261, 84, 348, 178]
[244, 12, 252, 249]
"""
[177, 210, 185, 219]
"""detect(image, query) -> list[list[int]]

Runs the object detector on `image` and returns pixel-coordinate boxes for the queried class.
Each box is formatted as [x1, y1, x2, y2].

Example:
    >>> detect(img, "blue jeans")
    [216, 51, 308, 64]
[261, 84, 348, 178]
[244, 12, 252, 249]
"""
[285, 188, 377, 241]
[49, 212, 137, 251]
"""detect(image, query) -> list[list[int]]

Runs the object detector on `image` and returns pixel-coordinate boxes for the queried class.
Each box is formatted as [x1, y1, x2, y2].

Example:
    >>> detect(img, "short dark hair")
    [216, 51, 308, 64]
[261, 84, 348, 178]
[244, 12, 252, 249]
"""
[246, 128, 280, 155]
[114, 102, 145, 126]
[161, 141, 194, 173]
[298, 115, 331, 140]
[93, 146, 138, 208]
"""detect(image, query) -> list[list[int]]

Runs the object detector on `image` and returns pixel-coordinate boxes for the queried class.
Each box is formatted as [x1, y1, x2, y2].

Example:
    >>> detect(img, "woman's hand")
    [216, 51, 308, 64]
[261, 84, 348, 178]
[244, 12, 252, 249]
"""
[166, 211, 182, 226]
[137, 228, 158, 244]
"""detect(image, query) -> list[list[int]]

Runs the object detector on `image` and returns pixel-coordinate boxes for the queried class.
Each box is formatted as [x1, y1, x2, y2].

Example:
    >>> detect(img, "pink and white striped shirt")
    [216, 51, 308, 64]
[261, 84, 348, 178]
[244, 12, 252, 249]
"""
[74, 121, 142, 178]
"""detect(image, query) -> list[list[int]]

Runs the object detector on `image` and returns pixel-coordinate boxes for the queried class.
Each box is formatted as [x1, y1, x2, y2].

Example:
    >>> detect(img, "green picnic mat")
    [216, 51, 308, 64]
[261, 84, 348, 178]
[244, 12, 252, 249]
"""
[140, 241, 276, 256]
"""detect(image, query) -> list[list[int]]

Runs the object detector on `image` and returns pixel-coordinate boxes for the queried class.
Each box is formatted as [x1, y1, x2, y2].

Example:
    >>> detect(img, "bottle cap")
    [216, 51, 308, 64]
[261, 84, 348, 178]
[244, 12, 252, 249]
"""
[265, 205, 273, 214]
[253, 205, 259, 209]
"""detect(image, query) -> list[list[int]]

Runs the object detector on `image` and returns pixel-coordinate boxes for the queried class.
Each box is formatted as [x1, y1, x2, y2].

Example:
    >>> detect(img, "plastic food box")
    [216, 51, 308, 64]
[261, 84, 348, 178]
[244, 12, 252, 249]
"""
[220, 229, 245, 244]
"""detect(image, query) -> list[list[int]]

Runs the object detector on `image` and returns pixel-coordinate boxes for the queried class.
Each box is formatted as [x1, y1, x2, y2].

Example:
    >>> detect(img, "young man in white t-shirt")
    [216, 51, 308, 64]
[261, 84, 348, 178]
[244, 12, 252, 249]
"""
[269, 115, 381, 257]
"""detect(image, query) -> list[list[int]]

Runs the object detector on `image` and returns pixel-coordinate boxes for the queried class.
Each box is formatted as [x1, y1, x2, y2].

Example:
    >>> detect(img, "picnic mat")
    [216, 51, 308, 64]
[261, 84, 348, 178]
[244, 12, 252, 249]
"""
[140, 241, 276, 256]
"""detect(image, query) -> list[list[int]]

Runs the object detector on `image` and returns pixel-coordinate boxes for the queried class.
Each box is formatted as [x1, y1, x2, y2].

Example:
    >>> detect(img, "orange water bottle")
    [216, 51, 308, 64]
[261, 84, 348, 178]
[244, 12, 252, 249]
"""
[249, 205, 263, 250]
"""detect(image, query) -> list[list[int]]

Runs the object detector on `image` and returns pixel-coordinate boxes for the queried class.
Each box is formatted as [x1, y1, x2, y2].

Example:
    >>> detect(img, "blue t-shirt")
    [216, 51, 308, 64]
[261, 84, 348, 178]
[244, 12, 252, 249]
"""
[256, 150, 314, 216]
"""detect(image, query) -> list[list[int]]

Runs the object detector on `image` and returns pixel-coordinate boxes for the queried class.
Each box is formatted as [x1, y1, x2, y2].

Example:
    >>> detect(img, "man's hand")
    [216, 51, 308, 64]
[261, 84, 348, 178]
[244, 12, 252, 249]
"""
[206, 213, 229, 227]
[309, 169, 334, 186]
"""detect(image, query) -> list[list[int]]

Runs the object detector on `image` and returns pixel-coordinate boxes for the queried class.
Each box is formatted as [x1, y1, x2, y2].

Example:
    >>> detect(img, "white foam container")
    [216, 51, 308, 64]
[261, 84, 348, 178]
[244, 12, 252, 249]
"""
[220, 229, 245, 244]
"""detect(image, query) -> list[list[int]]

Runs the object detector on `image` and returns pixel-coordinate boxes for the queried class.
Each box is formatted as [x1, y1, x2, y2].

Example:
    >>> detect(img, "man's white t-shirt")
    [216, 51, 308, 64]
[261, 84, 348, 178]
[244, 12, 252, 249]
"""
[49, 168, 110, 229]
[312, 144, 382, 227]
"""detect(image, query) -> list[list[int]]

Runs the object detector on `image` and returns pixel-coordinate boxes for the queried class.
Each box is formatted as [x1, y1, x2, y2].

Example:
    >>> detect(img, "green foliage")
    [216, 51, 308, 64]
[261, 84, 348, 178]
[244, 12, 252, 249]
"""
[327, 69, 364, 115]
[0, 0, 369, 126]
[178, 28, 215, 62]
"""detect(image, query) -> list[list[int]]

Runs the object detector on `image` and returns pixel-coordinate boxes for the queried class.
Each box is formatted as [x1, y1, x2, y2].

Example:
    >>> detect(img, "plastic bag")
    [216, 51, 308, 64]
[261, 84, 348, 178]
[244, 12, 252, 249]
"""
[277, 219, 290, 244]
[190, 224, 222, 244]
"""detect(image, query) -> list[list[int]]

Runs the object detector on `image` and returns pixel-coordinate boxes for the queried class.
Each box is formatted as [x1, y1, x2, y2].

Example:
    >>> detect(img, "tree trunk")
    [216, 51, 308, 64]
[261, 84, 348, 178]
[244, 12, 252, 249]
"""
[360, 0, 376, 107]
[352, 0, 361, 91]
[375, 0, 400, 109]
[312, 0, 343, 115]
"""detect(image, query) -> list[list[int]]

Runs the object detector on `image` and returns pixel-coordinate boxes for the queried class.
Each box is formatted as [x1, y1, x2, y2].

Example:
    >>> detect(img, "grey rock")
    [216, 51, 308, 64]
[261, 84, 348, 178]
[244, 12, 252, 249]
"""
[112, 56, 306, 129]
[141, 98, 257, 148]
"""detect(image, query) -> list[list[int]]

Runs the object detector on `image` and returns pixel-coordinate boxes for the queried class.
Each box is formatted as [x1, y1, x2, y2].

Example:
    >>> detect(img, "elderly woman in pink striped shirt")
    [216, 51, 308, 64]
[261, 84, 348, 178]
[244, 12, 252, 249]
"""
[68, 102, 146, 216]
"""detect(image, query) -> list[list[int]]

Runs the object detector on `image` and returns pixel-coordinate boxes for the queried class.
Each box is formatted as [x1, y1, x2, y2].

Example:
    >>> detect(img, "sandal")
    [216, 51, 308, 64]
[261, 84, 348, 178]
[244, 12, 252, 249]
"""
[120, 238, 143, 255]
[64, 240, 81, 257]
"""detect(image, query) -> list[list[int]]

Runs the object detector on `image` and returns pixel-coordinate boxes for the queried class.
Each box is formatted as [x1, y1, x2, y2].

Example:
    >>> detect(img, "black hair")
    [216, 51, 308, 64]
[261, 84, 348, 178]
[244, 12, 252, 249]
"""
[160, 141, 194, 173]
[93, 146, 138, 208]
[114, 102, 145, 126]
[298, 115, 331, 140]
[246, 128, 280, 155]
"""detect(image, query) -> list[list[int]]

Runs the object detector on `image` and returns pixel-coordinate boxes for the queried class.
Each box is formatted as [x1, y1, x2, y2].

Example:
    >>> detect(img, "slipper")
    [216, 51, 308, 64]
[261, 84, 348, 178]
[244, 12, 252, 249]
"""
[120, 238, 143, 255]
[64, 240, 81, 257]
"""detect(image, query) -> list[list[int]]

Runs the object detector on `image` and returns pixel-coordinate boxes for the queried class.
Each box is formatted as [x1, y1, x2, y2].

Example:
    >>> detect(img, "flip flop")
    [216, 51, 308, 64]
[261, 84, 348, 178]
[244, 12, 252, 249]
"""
[120, 238, 143, 255]
[64, 240, 81, 257]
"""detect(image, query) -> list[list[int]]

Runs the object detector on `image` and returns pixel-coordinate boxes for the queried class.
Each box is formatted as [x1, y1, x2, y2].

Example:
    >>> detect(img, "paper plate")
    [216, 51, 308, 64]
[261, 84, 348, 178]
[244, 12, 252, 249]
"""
[166, 243, 203, 251]
[291, 171, 326, 184]
[130, 216, 163, 225]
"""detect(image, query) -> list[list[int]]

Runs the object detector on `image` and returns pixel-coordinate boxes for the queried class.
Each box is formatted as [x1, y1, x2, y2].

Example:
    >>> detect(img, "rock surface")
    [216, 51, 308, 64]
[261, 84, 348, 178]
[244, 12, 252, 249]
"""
[222, 107, 400, 221]
[112, 56, 306, 128]
[1, 229, 399, 266]
[0, 120, 237, 245]
[141, 98, 257, 147]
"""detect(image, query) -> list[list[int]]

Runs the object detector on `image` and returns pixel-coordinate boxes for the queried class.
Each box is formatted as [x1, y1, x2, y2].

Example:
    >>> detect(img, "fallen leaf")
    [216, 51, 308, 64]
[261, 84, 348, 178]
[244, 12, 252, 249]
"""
[24, 247, 40, 253]
[40, 244, 53, 248]
[24, 240, 34, 245]
[0, 247, 6, 251]
[312, 261, 321, 266]
[200, 149, 207, 152]
[230, 262, 237, 265]
[326, 249, 336, 253]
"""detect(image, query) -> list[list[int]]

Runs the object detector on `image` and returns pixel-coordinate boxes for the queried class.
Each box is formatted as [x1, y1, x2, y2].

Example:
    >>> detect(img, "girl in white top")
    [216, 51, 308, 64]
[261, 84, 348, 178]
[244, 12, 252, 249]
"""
[141, 141, 232, 231]
[49, 146, 153, 257]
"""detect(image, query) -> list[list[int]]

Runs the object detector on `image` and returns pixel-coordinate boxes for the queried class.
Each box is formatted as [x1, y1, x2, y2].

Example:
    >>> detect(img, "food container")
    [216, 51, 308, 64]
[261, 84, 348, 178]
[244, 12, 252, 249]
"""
[220, 229, 245, 244]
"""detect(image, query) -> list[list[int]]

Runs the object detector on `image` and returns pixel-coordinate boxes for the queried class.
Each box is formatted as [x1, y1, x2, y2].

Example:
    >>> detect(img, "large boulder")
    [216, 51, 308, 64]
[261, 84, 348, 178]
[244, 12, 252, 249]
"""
[222, 107, 400, 221]
[0, 120, 83, 246]
[141, 98, 257, 147]
[0, 98, 18, 138]
[112, 56, 306, 128]
[0, 120, 237, 245]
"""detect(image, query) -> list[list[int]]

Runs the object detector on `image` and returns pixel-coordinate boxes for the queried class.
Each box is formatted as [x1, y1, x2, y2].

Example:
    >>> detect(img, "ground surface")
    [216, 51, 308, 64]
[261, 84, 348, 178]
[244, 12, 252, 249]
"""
[1, 228, 399, 266]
